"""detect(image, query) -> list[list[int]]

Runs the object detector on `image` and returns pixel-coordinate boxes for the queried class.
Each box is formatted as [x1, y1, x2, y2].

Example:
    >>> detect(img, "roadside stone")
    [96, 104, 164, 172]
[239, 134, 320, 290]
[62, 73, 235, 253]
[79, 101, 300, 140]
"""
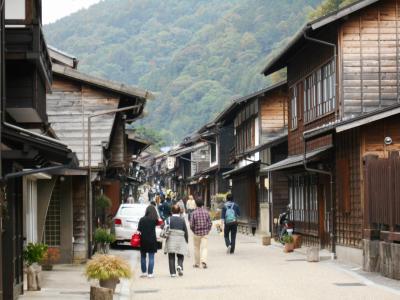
[90, 286, 113, 300]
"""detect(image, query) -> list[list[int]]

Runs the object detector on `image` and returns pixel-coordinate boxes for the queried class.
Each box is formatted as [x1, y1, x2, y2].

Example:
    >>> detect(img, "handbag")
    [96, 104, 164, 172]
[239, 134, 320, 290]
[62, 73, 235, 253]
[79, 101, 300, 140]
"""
[160, 218, 170, 239]
[130, 232, 141, 248]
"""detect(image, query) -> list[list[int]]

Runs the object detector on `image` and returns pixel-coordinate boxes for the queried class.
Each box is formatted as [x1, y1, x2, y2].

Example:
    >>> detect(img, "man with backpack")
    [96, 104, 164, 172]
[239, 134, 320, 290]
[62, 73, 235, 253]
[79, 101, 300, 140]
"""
[221, 193, 240, 254]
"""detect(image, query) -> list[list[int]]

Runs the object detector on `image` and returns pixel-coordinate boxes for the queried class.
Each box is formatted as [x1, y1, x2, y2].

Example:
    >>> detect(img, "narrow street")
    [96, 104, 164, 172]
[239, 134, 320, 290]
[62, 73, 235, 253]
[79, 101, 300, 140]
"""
[19, 226, 400, 300]
[128, 230, 400, 300]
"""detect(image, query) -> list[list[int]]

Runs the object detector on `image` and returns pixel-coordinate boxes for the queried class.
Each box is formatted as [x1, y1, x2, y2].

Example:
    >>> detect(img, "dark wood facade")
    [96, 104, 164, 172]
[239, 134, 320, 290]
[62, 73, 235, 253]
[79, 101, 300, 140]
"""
[262, 0, 400, 253]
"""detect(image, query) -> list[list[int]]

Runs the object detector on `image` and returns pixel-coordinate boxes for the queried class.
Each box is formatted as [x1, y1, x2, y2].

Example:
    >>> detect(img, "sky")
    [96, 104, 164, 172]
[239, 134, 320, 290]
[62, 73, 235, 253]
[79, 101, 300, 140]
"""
[42, 0, 102, 24]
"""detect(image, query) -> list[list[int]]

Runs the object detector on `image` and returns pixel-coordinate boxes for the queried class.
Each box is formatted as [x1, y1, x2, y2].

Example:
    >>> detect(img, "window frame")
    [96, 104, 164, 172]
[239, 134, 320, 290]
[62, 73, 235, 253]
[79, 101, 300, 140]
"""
[298, 59, 336, 124]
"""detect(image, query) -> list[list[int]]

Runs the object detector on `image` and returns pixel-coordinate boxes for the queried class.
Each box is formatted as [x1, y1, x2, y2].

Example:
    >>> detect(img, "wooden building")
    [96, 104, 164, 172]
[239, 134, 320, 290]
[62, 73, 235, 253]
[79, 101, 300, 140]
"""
[46, 47, 151, 262]
[0, 1, 79, 299]
[168, 136, 211, 204]
[220, 81, 288, 234]
[262, 0, 400, 268]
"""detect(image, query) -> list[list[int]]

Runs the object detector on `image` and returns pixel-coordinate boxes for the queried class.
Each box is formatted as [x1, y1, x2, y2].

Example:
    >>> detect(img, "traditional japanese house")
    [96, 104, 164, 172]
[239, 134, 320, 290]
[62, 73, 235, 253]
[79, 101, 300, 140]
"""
[168, 135, 210, 204]
[0, 1, 79, 299]
[262, 0, 400, 266]
[221, 81, 288, 234]
[45, 48, 151, 263]
[194, 120, 234, 209]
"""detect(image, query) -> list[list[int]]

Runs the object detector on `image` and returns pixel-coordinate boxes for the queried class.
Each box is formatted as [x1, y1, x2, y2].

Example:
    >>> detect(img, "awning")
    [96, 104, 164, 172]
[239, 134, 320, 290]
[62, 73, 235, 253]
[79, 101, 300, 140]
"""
[223, 161, 259, 179]
[198, 164, 218, 176]
[237, 135, 287, 159]
[260, 145, 333, 173]
[169, 142, 207, 157]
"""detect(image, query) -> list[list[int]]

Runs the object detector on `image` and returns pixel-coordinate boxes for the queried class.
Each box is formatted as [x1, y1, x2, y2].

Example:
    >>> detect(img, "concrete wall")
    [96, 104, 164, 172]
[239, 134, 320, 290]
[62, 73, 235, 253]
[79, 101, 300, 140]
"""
[258, 203, 270, 235]
[335, 245, 363, 267]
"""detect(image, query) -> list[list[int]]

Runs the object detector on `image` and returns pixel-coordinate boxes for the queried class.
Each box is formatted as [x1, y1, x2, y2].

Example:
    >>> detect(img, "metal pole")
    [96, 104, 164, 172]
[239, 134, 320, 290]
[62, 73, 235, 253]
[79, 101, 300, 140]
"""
[87, 117, 92, 257]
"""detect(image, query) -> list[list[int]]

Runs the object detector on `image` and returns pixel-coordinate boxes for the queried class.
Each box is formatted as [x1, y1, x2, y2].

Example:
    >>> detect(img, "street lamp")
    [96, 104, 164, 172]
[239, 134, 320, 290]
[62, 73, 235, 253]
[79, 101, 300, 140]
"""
[87, 104, 141, 256]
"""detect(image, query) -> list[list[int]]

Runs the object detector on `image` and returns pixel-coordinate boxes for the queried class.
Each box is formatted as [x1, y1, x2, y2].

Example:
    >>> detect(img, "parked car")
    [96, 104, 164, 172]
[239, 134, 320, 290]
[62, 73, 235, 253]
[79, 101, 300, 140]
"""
[111, 203, 162, 249]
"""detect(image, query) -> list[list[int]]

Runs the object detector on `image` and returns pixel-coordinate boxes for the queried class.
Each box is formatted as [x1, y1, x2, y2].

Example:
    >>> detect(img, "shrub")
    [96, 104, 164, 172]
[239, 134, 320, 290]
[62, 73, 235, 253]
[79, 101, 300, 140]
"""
[23, 243, 48, 266]
[85, 255, 132, 280]
[282, 234, 294, 244]
[95, 194, 112, 210]
[94, 228, 116, 244]
[41, 247, 61, 265]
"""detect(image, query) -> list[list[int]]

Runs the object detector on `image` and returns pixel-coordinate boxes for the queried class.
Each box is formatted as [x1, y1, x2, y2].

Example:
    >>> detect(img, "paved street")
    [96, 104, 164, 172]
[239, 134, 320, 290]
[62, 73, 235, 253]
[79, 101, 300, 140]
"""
[129, 230, 400, 300]
[20, 228, 400, 300]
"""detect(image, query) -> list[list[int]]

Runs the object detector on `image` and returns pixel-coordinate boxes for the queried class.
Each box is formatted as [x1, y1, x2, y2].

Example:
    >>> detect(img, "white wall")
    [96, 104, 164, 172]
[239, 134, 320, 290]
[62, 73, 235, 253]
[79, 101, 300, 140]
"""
[5, 0, 25, 20]
[23, 178, 38, 244]
[255, 117, 260, 146]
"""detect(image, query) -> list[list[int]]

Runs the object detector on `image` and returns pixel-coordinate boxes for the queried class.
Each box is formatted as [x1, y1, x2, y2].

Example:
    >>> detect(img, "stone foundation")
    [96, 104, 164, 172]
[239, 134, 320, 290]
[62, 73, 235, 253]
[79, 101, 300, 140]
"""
[363, 239, 400, 280]
[336, 245, 363, 266]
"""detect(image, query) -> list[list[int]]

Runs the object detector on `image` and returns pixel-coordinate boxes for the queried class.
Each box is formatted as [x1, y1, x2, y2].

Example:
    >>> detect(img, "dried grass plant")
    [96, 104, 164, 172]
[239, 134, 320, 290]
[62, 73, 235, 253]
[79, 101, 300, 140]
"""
[85, 254, 132, 281]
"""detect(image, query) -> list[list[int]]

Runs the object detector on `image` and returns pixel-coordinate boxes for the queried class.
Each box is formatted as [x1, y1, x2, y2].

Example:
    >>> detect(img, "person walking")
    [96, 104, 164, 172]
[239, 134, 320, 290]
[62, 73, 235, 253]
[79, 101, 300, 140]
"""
[190, 198, 212, 269]
[186, 195, 196, 221]
[177, 197, 186, 217]
[137, 205, 159, 278]
[164, 205, 189, 277]
[221, 193, 240, 254]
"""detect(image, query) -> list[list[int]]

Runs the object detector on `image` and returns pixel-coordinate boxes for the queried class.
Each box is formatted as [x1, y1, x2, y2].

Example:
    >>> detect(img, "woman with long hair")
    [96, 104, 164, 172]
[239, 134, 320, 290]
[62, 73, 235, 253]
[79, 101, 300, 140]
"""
[137, 205, 159, 278]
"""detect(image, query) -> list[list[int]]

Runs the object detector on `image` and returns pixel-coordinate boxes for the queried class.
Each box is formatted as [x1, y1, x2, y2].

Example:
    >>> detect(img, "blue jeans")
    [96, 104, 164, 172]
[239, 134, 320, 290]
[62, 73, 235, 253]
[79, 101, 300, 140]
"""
[140, 251, 155, 274]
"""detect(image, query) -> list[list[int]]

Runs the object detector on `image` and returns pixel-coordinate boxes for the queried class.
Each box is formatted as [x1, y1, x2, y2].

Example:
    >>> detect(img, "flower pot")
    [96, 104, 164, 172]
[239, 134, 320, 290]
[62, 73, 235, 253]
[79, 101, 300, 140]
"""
[293, 234, 302, 249]
[27, 263, 42, 291]
[96, 243, 110, 254]
[262, 235, 271, 246]
[284, 242, 295, 253]
[99, 277, 120, 293]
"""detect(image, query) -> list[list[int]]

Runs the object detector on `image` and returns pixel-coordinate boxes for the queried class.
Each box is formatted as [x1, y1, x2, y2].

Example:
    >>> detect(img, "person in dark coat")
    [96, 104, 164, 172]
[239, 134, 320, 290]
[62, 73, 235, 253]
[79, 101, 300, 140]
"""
[138, 205, 158, 278]
[164, 205, 189, 277]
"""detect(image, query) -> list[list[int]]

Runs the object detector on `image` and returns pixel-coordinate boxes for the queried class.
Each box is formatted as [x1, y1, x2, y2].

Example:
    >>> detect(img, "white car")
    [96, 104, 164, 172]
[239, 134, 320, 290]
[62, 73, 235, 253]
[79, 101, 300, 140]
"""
[112, 203, 163, 248]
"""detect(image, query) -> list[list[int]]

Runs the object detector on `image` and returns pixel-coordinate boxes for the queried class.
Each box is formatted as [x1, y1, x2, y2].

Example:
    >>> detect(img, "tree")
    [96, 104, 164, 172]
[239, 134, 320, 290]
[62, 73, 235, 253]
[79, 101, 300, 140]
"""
[309, 0, 357, 20]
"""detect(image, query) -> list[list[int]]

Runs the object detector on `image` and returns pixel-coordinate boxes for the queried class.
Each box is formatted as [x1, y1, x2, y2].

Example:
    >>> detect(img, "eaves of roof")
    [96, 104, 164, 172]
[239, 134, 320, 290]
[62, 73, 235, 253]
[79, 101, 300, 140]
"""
[53, 64, 154, 100]
[261, 0, 380, 76]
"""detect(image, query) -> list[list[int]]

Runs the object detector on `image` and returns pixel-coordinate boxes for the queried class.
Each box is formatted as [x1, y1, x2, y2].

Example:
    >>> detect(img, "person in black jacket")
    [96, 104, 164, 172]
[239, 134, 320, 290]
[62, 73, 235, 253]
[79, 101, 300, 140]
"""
[164, 205, 189, 277]
[138, 205, 159, 278]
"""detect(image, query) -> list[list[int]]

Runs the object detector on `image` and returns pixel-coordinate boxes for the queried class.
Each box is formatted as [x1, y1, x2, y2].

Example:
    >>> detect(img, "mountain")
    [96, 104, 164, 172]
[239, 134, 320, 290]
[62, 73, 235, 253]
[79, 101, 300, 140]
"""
[44, 0, 322, 145]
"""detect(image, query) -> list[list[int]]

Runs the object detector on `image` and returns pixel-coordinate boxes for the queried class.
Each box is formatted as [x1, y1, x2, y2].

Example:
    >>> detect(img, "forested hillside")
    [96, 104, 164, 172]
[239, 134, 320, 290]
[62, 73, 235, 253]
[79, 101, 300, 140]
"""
[45, 0, 323, 145]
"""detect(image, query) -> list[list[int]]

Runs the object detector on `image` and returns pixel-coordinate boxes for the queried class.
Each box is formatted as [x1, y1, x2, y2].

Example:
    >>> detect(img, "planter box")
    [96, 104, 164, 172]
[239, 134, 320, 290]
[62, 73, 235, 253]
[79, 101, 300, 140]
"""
[90, 286, 113, 300]
[293, 234, 302, 249]
[284, 243, 294, 253]
[262, 236, 271, 246]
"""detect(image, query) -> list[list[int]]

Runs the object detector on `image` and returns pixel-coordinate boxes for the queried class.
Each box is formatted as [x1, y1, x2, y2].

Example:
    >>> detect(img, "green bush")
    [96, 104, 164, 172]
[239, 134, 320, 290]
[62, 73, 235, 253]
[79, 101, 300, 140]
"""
[95, 194, 112, 210]
[23, 243, 48, 266]
[282, 234, 294, 244]
[94, 228, 115, 244]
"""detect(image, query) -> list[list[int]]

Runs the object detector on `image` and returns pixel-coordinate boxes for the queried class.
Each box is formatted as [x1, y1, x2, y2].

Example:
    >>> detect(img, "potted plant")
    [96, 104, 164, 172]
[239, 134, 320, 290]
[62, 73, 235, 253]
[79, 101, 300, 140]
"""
[94, 228, 115, 254]
[95, 194, 112, 226]
[23, 243, 48, 291]
[85, 254, 131, 292]
[282, 234, 294, 253]
[40, 247, 61, 271]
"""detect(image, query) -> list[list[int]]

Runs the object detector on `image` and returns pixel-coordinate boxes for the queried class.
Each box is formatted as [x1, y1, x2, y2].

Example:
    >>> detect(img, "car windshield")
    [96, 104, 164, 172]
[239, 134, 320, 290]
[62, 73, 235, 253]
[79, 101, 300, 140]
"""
[119, 207, 146, 217]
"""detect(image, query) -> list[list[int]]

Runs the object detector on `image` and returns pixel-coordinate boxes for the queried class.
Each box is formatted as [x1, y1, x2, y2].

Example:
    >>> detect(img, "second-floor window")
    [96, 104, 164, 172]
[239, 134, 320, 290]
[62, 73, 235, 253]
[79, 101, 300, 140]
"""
[235, 118, 255, 154]
[210, 143, 217, 164]
[304, 60, 336, 122]
[290, 85, 298, 129]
